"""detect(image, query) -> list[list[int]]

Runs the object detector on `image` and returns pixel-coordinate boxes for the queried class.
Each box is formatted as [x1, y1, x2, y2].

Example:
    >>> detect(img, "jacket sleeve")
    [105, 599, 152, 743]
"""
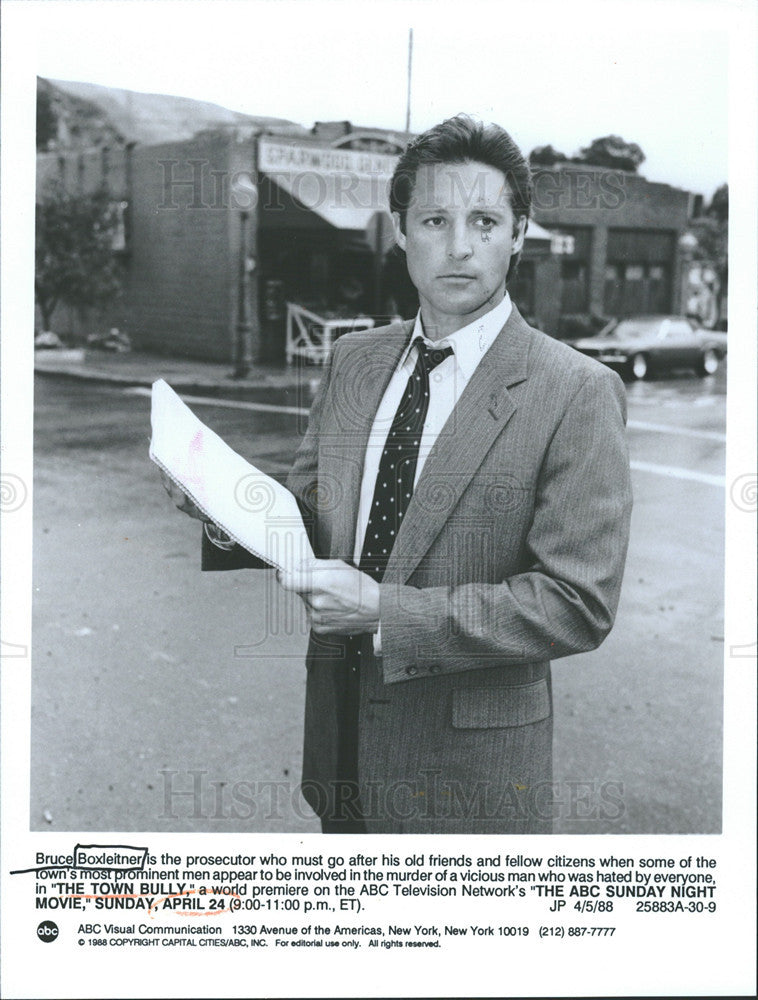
[378, 366, 633, 684]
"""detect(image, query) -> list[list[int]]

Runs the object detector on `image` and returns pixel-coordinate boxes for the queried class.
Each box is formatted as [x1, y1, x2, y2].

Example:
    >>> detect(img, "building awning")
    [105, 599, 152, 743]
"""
[263, 169, 385, 230]
[525, 220, 553, 243]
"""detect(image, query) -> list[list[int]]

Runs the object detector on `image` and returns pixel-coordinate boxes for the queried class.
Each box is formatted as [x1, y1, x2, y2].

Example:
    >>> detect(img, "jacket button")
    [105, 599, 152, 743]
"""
[429, 664, 441, 675]
[405, 665, 418, 676]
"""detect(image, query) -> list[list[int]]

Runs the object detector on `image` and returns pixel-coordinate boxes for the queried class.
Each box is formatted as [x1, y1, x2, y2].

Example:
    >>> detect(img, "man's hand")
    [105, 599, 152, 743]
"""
[277, 559, 380, 635]
[160, 470, 210, 522]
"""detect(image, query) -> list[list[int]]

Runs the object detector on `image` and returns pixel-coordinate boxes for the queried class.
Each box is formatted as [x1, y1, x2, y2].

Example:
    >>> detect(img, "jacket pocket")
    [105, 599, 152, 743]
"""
[452, 679, 551, 729]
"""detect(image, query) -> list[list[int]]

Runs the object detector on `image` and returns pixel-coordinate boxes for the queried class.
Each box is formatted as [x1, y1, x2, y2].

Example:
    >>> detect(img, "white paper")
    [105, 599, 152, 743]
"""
[149, 378, 313, 571]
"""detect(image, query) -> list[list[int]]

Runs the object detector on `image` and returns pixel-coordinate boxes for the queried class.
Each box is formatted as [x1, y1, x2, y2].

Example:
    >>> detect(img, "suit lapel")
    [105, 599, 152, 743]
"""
[383, 306, 533, 584]
[325, 321, 412, 560]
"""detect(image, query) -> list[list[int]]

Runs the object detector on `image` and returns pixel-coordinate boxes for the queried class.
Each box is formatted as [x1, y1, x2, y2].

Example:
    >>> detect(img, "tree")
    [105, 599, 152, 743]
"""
[35, 183, 124, 333]
[707, 183, 728, 223]
[690, 183, 728, 282]
[36, 89, 58, 151]
[681, 183, 728, 328]
[575, 135, 646, 172]
[529, 144, 569, 167]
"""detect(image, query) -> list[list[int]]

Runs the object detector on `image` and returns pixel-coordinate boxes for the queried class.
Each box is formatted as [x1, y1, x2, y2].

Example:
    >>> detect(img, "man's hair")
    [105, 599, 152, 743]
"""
[389, 114, 533, 278]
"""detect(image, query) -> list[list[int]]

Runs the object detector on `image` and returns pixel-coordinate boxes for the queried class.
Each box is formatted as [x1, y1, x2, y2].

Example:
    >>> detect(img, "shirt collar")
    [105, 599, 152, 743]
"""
[404, 292, 512, 380]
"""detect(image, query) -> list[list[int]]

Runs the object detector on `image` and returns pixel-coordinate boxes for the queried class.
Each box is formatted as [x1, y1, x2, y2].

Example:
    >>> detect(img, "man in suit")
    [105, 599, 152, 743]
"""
[177, 115, 633, 834]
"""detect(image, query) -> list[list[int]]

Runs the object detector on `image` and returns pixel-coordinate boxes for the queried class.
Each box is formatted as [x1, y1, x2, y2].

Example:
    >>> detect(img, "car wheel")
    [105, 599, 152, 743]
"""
[629, 353, 649, 380]
[696, 348, 719, 377]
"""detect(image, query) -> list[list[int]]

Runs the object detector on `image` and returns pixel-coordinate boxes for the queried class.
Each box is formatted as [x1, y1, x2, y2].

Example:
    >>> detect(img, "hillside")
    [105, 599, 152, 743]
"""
[38, 78, 306, 148]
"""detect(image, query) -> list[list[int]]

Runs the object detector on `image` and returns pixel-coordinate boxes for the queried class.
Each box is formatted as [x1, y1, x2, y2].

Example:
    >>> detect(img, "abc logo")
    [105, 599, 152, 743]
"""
[37, 920, 59, 943]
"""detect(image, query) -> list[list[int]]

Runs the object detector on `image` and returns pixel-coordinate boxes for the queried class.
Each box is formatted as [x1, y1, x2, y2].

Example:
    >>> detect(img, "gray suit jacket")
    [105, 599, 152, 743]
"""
[204, 305, 632, 833]
[286, 305, 632, 833]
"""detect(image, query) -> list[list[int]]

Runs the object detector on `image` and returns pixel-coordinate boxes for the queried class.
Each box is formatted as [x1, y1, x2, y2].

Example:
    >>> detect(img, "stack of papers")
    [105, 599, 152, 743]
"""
[149, 379, 313, 572]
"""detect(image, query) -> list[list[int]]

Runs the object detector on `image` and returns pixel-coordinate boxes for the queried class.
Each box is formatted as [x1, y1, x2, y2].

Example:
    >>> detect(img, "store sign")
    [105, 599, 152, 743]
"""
[259, 139, 398, 179]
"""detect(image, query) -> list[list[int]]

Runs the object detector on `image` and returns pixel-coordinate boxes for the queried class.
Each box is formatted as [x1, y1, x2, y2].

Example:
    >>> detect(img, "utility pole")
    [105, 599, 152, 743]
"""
[405, 28, 413, 134]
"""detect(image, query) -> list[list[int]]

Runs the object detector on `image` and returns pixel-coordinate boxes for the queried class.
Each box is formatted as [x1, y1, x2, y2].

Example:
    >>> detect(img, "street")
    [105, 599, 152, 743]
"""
[31, 366, 725, 835]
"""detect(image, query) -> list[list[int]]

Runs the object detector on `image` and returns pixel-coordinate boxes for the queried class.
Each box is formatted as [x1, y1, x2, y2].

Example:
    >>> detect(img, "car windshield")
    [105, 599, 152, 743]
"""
[607, 320, 659, 339]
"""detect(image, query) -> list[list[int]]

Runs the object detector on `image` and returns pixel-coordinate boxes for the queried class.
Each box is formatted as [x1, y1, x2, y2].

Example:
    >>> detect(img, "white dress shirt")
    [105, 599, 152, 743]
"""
[353, 292, 512, 564]
[355, 293, 513, 652]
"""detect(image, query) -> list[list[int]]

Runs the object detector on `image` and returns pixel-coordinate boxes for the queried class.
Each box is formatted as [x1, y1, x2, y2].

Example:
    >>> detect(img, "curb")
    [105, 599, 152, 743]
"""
[35, 364, 153, 388]
[33, 361, 318, 396]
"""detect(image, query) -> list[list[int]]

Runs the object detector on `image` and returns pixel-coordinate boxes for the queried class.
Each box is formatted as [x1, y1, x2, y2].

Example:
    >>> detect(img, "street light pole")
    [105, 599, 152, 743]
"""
[405, 28, 413, 134]
[234, 208, 253, 378]
[231, 170, 258, 379]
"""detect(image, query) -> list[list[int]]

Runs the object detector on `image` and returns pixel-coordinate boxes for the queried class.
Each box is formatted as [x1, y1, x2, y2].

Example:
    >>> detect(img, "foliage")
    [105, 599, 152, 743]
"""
[529, 135, 646, 173]
[707, 183, 728, 224]
[37, 89, 58, 151]
[35, 183, 123, 332]
[690, 184, 728, 281]
[529, 144, 569, 167]
[575, 135, 646, 172]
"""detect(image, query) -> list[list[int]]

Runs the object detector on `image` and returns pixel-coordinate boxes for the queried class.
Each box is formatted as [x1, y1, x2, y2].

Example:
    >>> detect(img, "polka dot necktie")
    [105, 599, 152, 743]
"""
[359, 338, 454, 582]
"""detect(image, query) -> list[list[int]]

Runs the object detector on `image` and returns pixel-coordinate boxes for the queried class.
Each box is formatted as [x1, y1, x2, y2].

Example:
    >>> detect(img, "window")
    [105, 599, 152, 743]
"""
[603, 262, 671, 316]
[604, 229, 674, 315]
[553, 227, 591, 315]
[667, 319, 694, 337]
[110, 200, 129, 252]
[560, 260, 589, 312]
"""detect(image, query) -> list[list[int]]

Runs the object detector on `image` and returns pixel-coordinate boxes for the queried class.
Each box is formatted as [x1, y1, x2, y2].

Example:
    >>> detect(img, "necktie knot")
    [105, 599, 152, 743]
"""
[414, 338, 454, 373]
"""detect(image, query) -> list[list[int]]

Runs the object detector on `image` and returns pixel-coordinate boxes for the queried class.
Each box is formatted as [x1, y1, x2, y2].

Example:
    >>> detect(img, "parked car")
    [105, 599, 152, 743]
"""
[567, 315, 727, 380]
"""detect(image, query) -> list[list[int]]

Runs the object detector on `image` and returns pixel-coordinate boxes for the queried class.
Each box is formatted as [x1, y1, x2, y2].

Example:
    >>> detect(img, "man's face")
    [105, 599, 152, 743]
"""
[392, 160, 526, 335]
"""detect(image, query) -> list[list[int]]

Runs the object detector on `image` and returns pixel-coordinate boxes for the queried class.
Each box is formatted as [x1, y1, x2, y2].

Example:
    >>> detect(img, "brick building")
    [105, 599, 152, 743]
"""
[527, 163, 697, 337]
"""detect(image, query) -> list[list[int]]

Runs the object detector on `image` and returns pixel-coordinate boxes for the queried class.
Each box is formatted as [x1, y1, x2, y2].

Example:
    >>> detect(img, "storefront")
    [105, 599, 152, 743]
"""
[530, 163, 694, 338]
[256, 136, 400, 361]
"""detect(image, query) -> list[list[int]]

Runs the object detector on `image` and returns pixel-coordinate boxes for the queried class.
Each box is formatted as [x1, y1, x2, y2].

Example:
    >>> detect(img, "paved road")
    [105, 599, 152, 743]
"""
[31, 366, 726, 834]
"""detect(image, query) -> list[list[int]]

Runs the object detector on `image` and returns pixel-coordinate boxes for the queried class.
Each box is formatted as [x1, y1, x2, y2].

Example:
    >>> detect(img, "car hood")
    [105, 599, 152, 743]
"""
[569, 337, 629, 350]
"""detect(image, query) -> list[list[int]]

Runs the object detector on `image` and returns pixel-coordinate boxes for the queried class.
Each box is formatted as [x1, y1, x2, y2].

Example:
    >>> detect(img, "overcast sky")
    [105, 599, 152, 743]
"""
[7, 0, 734, 196]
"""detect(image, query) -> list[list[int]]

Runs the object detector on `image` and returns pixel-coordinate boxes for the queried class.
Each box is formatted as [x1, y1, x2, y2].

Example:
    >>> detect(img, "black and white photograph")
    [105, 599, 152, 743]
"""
[1, 0, 756, 997]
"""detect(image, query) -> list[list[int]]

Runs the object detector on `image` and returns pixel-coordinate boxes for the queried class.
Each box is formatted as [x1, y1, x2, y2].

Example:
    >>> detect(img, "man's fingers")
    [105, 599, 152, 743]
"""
[310, 617, 339, 634]
[160, 472, 201, 517]
[276, 568, 303, 591]
[310, 621, 359, 636]
[162, 475, 186, 506]
[276, 558, 321, 593]
[162, 477, 180, 502]
[306, 593, 332, 612]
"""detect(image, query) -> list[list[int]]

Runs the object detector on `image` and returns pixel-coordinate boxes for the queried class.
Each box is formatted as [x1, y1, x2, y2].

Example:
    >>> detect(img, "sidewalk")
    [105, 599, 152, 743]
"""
[33, 348, 320, 396]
